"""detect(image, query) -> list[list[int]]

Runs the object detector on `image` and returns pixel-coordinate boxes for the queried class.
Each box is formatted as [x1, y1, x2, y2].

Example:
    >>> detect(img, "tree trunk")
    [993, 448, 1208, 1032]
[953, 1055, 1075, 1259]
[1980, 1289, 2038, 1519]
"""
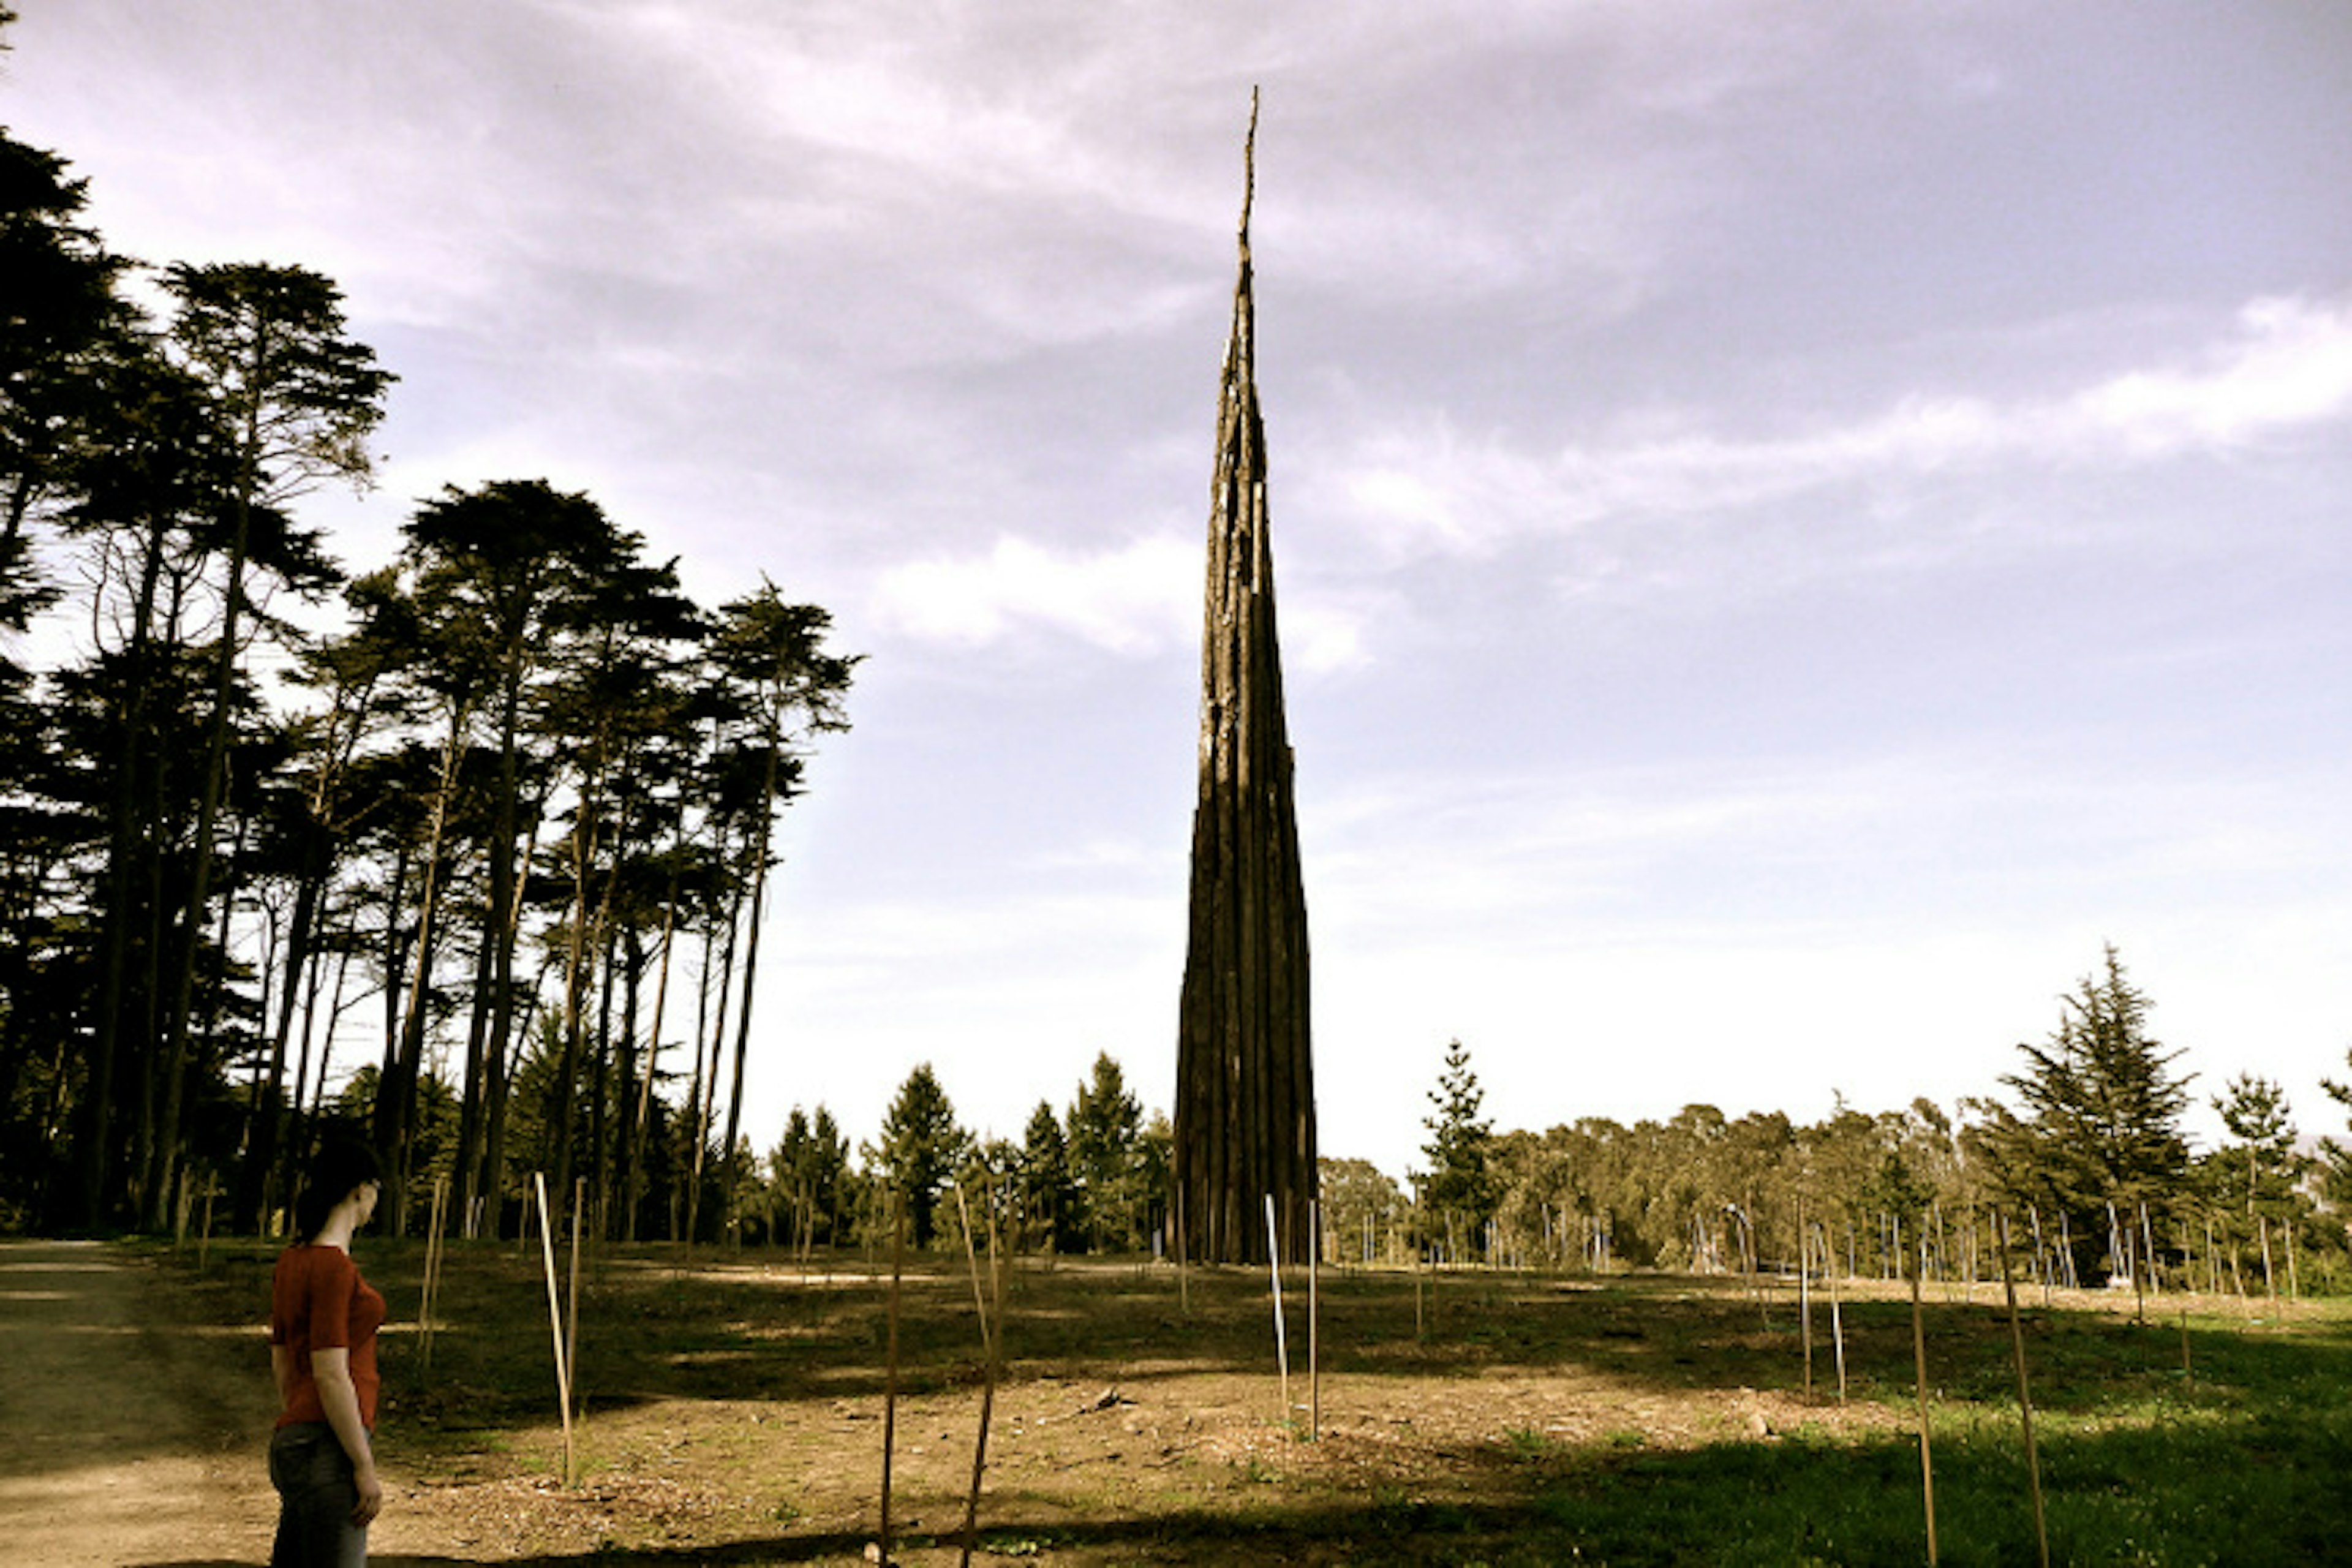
[625, 862, 683, 1241]
[686, 873, 744, 1245]
[459, 658, 532, 1236]
[238, 842, 325, 1232]
[148, 361, 270, 1231]
[378, 710, 466, 1231]
[73, 519, 170, 1229]
[717, 736, 781, 1240]
[472, 796, 543, 1238]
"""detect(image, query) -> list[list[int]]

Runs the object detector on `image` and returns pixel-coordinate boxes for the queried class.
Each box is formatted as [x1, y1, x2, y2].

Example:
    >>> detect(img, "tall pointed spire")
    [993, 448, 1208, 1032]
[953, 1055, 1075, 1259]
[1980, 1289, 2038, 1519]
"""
[1174, 91, 1317, 1266]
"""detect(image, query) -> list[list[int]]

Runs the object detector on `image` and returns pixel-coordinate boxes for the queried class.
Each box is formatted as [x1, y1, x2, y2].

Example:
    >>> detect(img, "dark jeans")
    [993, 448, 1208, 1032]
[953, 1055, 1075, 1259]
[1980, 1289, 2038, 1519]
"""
[268, 1422, 368, 1567]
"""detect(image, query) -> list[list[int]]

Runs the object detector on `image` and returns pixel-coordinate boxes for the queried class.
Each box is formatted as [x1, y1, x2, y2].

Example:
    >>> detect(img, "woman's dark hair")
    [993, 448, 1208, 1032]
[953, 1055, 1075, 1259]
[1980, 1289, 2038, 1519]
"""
[294, 1138, 382, 1242]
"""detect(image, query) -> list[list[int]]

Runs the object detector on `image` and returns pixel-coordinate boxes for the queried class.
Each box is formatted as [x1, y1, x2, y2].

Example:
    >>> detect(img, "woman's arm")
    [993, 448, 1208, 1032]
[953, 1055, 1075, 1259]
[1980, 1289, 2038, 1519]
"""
[308, 1348, 383, 1525]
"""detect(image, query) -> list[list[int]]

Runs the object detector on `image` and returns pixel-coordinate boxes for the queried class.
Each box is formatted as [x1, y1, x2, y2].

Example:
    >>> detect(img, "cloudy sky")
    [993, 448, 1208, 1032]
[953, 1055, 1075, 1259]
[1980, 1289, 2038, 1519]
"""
[9, 2, 2351, 1177]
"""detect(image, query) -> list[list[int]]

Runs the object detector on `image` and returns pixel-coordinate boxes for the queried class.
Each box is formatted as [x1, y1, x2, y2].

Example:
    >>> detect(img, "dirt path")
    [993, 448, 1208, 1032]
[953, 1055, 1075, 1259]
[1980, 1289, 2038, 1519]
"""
[0, 1240, 482, 1568]
[0, 1238, 281, 1565]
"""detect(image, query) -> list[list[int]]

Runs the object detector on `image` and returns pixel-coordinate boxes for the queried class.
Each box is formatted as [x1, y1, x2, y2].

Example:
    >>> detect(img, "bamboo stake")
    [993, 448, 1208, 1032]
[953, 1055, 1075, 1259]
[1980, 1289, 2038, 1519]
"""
[421, 1173, 450, 1376]
[2259, 1214, 2278, 1313]
[1413, 1202, 1426, 1340]
[1821, 1224, 1848, 1403]
[879, 1193, 905, 1567]
[1265, 1194, 1291, 1432]
[1905, 1218, 1938, 1565]
[566, 1177, 587, 1441]
[1798, 1205, 1814, 1400]
[1175, 1184, 1189, 1317]
[1998, 1213, 2049, 1568]
[1308, 1198, 1321, 1442]
[532, 1172, 575, 1487]
[955, 1184, 1001, 1568]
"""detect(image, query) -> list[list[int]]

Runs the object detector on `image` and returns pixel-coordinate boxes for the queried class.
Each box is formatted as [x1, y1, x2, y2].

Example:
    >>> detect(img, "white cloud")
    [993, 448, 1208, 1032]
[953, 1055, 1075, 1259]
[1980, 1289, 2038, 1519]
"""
[869, 530, 1376, 670]
[2068, 296, 2352, 456]
[1336, 294, 2352, 559]
[869, 533, 1197, 655]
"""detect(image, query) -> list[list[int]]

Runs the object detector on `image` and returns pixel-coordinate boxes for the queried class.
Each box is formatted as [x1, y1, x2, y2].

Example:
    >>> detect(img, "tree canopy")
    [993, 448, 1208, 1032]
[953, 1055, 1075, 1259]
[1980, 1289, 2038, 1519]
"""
[0, 65, 856, 1240]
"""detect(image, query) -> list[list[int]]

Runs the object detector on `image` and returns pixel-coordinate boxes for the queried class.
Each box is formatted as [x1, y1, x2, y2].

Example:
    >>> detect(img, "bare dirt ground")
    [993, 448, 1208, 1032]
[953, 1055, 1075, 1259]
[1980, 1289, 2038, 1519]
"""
[0, 1238, 1909, 1566]
[7, 1237, 2348, 1564]
[0, 1238, 498, 1568]
[0, 1238, 282, 1567]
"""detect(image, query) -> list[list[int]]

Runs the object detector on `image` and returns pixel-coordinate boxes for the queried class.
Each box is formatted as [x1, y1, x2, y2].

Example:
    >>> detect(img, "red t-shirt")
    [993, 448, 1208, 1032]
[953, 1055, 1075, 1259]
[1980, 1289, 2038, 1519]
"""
[270, 1245, 385, 1430]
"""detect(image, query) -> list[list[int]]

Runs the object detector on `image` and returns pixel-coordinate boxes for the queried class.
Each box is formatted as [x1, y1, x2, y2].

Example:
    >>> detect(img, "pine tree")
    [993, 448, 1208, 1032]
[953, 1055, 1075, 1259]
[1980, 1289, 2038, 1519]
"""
[2316, 1050, 2352, 1211]
[870, 1063, 969, 1246]
[1067, 1051, 1144, 1251]
[2210, 1074, 2301, 1215]
[1419, 1039, 1499, 1257]
[1017, 1101, 1078, 1254]
[1975, 945, 2193, 1283]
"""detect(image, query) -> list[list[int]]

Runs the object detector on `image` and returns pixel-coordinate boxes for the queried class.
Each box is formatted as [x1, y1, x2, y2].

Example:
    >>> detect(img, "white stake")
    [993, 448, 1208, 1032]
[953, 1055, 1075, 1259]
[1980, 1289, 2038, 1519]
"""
[1265, 1194, 1291, 1431]
[533, 1172, 574, 1487]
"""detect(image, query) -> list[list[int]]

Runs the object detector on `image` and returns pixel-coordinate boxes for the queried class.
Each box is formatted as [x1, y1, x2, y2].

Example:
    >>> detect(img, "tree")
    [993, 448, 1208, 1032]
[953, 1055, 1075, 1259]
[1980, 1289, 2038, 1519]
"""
[771, 1104, 849, 1247]
[394, 478, 624, 1234]
[0, 103, 135, 566]
[233, 567, 416, 1232]
[49, 349, 235, 1229]
[145, 262, 387, 1227]
[1862, 1148, 1940, 1280]
[1419, 1039, 1499, 1258]
[702, 584, 856, 1231]
[535, 537, 701, 1235]
[2316, 1050, 2352, 1215]
[1066, 1052, 1145, 1251]
[1319, 1157, 1404, 1263]
[869, 1063, 969, 1246]
[2204, 1073, 2307, 1296]
[1974, 945, 2194, 1284]
[1016, 1100, 1079, 1253]
[2210, 1074, 2302, 1217]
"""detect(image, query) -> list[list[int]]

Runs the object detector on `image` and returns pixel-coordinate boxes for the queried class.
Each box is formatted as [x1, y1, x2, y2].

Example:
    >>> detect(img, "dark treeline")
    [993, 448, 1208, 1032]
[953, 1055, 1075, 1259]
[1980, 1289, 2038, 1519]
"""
[0, 22, 856, 1242]
[742, 1052, 1174, 1259]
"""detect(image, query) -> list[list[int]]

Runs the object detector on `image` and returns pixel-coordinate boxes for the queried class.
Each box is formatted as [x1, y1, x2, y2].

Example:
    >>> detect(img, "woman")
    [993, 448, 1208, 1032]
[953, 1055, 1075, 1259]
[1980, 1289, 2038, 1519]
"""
[268, 1140, 386, 1567]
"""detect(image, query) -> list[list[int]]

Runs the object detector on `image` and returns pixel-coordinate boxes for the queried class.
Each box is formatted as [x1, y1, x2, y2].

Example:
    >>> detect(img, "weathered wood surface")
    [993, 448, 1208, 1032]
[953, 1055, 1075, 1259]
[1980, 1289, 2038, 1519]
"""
[1174, 100, 1317, 1266]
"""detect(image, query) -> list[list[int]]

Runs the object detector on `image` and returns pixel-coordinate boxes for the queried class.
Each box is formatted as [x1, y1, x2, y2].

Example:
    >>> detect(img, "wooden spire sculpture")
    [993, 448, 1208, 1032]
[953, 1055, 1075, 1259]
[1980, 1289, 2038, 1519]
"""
[1174, 94, 1317, 1266]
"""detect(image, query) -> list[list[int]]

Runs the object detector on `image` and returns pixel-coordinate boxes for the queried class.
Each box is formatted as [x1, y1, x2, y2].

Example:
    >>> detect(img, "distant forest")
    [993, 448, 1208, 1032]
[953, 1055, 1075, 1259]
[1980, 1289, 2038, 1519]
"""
[1383, 954, 2352, 1298]
[826, 946, 2352, 1303]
